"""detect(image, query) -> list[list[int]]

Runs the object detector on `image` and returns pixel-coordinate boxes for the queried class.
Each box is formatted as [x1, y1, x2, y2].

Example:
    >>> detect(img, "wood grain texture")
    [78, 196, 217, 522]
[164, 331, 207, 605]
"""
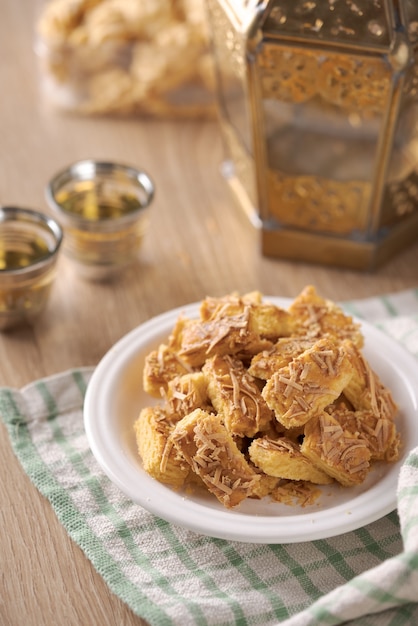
[1, 1, 417, 625]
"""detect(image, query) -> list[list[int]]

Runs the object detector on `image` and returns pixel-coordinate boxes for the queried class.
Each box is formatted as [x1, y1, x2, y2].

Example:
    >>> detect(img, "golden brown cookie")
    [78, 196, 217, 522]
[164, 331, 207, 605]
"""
[248, 336, 315, 380]
[343, 342, 398, 420]
[289, 285, 363, 348]
[301, 412, 371, 486]
[249, 436, 334, 484]
[327, 403, 401, 462]
[143, 343, 193, 397]
[170, 408, 260, 508]
[134, 406, 189, 488]
[248, 470, 280, 499]
[199, 292, 296, 340]
[262, 337, 354, 429]
[177, 306, 272, 368]
[164, 372, 211, 421]
[203, 354, 273, 437]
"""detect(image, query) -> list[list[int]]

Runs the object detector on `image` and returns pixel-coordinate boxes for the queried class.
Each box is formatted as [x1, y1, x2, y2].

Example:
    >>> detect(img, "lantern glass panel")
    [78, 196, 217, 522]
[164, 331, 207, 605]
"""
[256, 42, 391, 236]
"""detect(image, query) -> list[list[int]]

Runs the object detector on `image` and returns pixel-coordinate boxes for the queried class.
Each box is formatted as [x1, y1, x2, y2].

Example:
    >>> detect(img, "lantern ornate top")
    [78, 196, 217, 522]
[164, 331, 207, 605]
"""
[264, 1, 391, 47]
[226, 1, 418, 48]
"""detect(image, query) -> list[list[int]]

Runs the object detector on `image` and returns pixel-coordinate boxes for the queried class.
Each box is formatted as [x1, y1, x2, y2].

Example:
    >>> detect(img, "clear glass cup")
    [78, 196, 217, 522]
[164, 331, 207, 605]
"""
[0, 206, 63, 330]
[45, 160, 155, 281]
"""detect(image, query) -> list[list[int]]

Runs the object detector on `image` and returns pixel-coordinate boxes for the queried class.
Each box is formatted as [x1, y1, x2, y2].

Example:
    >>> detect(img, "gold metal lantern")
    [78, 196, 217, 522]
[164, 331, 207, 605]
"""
[206, 0, 418, 269]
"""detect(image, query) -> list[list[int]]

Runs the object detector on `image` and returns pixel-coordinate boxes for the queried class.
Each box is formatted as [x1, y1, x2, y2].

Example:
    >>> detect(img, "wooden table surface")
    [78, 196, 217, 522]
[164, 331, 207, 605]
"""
[1, 2, 418, 625]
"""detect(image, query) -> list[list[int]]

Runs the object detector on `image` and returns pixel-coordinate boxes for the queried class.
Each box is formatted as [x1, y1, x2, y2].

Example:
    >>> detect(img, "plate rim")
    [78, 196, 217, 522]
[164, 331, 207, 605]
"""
[84, 297, 418, 543]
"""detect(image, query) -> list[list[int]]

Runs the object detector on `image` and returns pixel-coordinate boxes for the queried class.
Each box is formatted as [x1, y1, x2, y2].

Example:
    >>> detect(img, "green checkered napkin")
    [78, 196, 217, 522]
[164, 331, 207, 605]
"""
[1, 289, 418, 626]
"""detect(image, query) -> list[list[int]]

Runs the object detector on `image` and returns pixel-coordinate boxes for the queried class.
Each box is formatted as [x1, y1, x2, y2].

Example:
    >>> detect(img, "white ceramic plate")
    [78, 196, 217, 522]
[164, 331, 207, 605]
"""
[84, 298, 418, 544]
